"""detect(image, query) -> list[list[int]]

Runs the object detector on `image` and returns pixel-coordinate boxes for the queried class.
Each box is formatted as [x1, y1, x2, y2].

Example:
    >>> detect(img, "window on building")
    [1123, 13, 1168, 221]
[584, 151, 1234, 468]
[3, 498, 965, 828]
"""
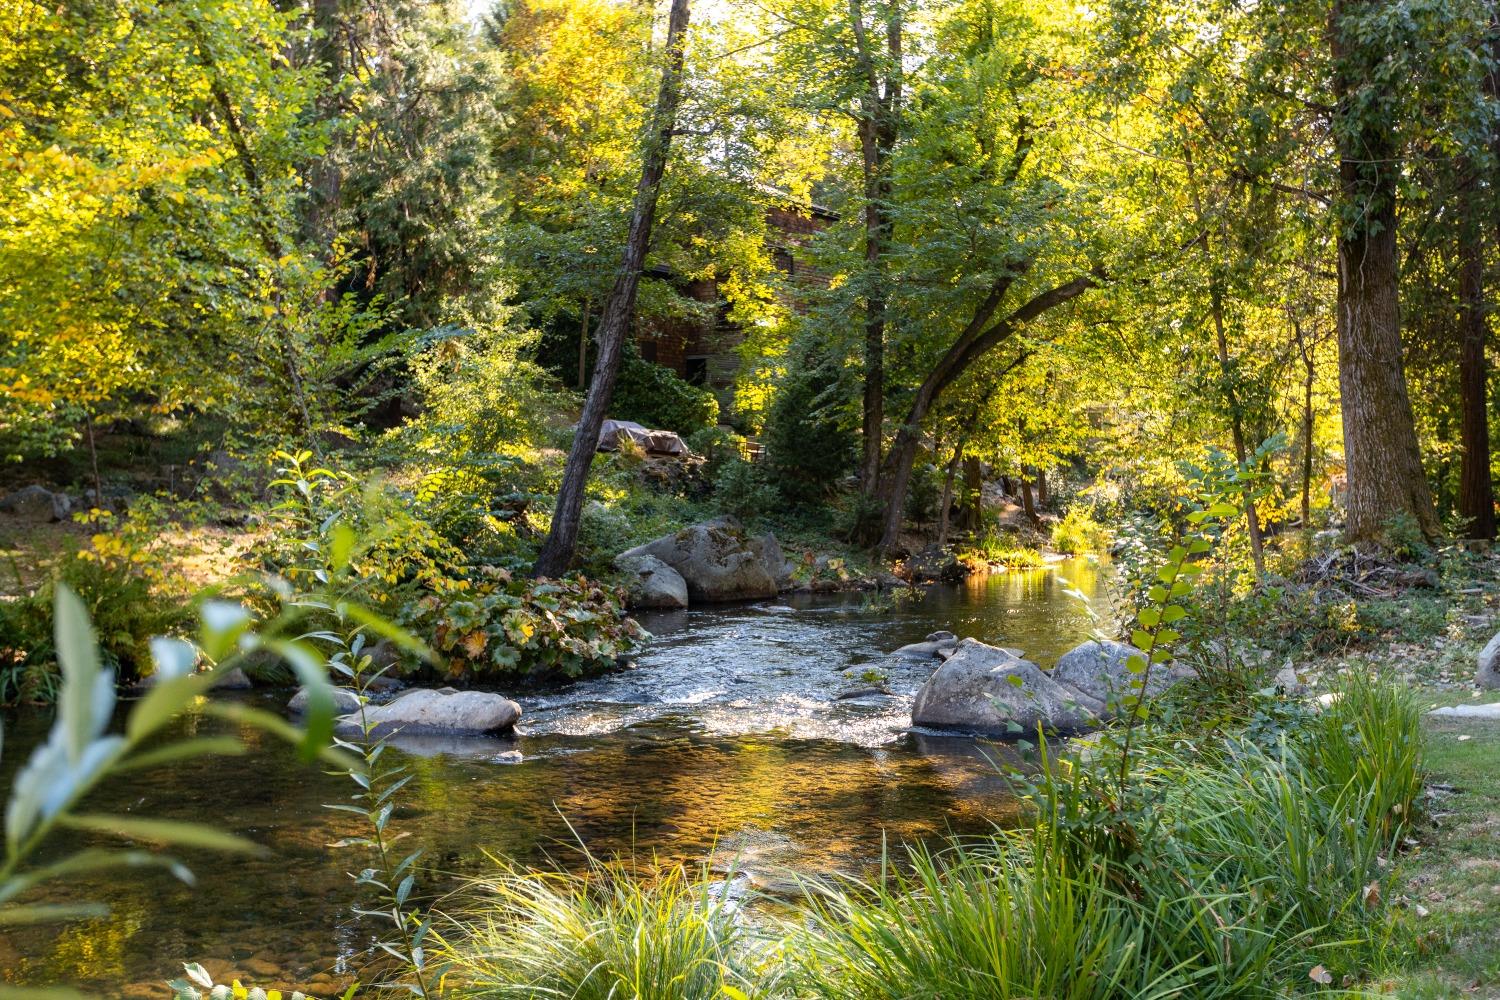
[639, 340, 658, 364]
[772, 246, 795, 275]
[684, 356, 709, 386]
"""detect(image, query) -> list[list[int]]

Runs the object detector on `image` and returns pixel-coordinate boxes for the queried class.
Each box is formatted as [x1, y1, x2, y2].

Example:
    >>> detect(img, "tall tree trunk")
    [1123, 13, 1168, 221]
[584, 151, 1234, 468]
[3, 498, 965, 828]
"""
[1330, 0, 1439, 544]
[937, 440, 962, 546]
[873, 270, 1097, 554]
[1183, 142, 1264, 574]
[1019, 474, 1038, 524]
[533, 0, 690, 578]
[1458, 163, 1496, 538]
[1035, 468, 1049, 508]
[850, 0, 901, 505]
[961, 456, 983, 532]
[1292, 315, 1318, 531]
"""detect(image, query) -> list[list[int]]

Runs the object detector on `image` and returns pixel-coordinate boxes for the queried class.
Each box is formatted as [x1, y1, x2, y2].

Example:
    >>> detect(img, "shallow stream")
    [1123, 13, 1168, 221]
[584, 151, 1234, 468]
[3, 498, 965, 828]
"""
[0, 557, 1107, 997]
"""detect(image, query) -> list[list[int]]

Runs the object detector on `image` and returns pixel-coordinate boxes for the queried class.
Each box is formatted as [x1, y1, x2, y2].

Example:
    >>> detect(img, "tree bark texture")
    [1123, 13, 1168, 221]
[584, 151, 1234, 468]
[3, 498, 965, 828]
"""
[1329, 0, 1439, 543]
[1457, 163, 1496, 538]
[533, 0, 690, 577]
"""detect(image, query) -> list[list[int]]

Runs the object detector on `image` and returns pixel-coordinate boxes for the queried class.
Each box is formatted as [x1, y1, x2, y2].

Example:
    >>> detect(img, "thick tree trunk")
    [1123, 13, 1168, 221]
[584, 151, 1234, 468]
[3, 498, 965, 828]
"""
[961, 456, 983, 532]
[1035, 468, 1049, 508]
[1334, 214, 1439, 542]
[533, 0, 690, 577]
[1019, 475, 1038, 524]
[1457, 166, 1496, 538]
[1329, 0, 1439, 544]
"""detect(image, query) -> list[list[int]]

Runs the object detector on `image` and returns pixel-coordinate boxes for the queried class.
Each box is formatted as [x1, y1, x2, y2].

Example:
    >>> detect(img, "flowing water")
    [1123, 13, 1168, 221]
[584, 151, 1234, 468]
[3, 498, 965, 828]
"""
[0, 557, 1108, 998]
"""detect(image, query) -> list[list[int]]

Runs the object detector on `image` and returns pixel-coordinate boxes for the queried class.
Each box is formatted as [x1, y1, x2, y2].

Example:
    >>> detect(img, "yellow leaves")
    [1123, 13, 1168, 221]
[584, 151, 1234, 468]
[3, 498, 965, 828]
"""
[462, 631, 488, 658]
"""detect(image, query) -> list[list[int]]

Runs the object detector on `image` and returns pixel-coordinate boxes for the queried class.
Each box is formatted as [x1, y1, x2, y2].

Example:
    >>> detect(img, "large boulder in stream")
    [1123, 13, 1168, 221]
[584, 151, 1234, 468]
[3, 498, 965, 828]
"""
[912, 639, 1101, 735]
[618, 517, 777, 603]
[1050, 639, 1185, 712]
[615, 553, 690, 610]
[333, 687, 521, 738]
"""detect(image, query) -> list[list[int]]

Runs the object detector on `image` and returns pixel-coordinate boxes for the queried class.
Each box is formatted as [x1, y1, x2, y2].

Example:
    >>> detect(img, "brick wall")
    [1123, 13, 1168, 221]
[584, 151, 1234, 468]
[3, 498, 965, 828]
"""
[633, 201, 837, 408]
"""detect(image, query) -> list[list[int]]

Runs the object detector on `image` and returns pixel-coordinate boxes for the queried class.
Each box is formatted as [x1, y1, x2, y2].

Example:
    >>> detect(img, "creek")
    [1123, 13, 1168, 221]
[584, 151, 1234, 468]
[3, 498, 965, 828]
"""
[0, 556, 1108, 997]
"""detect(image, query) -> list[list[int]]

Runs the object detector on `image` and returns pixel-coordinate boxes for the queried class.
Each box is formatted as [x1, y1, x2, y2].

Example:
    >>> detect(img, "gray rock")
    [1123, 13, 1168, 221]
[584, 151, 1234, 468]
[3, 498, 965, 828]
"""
[890, 634, 961, 660]
[912, 638, 1101, 735]
[615, 553, 690, 610]
[1427, 702, 1500, 720]
[1050, 639, 1168, 709]
[211, 666, 254, 691]
[1273, 663, 1305, 695]
[288, 686, 364, 714]
[1477, 631, 1500, 689]
[333, 687, 521, 737]
[491, 750, 524, 764]
[902, 545, 967, 583]
[748, 532, 795, 588]
[0, 485, 69, 522]
[619, 517, 776, 603]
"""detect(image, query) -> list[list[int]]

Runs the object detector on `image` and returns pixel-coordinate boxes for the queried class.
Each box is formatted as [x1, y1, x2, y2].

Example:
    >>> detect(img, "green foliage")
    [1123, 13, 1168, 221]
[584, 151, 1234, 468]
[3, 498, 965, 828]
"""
[0, 525, 188, 702]
[259, 452, 641, 682]
[1309, 671, 1424, 841]
[416, 571, 645, 680]
[685, 426, 750, 478]
[960, 537, 1047, 568]
[712, 459, 779, 522]
[785, 675, 1423, 999]
[609, 348, 720, 436]
[0, 585, 348, 995]
[441, 859, 768, 1000]
[1050, 507, 1111, 554]
[761, 355, 855, 505]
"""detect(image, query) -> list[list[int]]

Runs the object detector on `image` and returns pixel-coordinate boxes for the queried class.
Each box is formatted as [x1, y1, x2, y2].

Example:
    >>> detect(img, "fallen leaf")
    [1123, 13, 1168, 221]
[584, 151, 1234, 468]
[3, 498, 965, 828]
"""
[1309, 965, 1333, 985]
[1362, 881, 1381, 908]
[1414, 904, 1430, 918]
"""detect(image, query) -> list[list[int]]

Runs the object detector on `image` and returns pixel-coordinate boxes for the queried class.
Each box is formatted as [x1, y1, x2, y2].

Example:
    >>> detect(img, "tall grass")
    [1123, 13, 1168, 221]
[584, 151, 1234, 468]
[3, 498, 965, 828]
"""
[439, 858, 773, 1000]
[437, 673, 1424, 999]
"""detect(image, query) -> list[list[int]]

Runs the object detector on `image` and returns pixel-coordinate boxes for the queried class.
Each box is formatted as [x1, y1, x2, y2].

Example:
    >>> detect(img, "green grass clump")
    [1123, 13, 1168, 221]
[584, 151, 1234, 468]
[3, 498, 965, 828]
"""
[437, 674, 1426, 999]
[440, 859, 772, 1000]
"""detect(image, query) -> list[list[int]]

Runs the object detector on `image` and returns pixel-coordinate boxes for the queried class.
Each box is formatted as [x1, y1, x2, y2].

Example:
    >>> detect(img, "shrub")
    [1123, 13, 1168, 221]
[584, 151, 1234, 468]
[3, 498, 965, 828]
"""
[713, 457, 778, 521]
[261, 452, 643, 682]
[0, 520, 187, 700]
[685, 425, 749, 478]
[1051, 506, 1110, 554]
[762, 354, 855, 504]
[611, 347, 720, 435]
[414, 570, 645, 680]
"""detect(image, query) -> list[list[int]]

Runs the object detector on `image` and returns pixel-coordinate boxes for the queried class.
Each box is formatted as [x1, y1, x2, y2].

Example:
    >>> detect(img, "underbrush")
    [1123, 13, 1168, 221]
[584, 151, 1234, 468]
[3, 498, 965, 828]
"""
[1051, 505, 1111, 554]
[436, 672, 1425, 998]
[0, 515, 187, 701]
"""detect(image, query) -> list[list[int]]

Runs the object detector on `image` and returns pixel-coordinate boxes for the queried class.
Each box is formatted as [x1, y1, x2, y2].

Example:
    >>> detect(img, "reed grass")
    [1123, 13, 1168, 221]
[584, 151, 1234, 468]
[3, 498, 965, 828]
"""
[438, 672, 1424, 999]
